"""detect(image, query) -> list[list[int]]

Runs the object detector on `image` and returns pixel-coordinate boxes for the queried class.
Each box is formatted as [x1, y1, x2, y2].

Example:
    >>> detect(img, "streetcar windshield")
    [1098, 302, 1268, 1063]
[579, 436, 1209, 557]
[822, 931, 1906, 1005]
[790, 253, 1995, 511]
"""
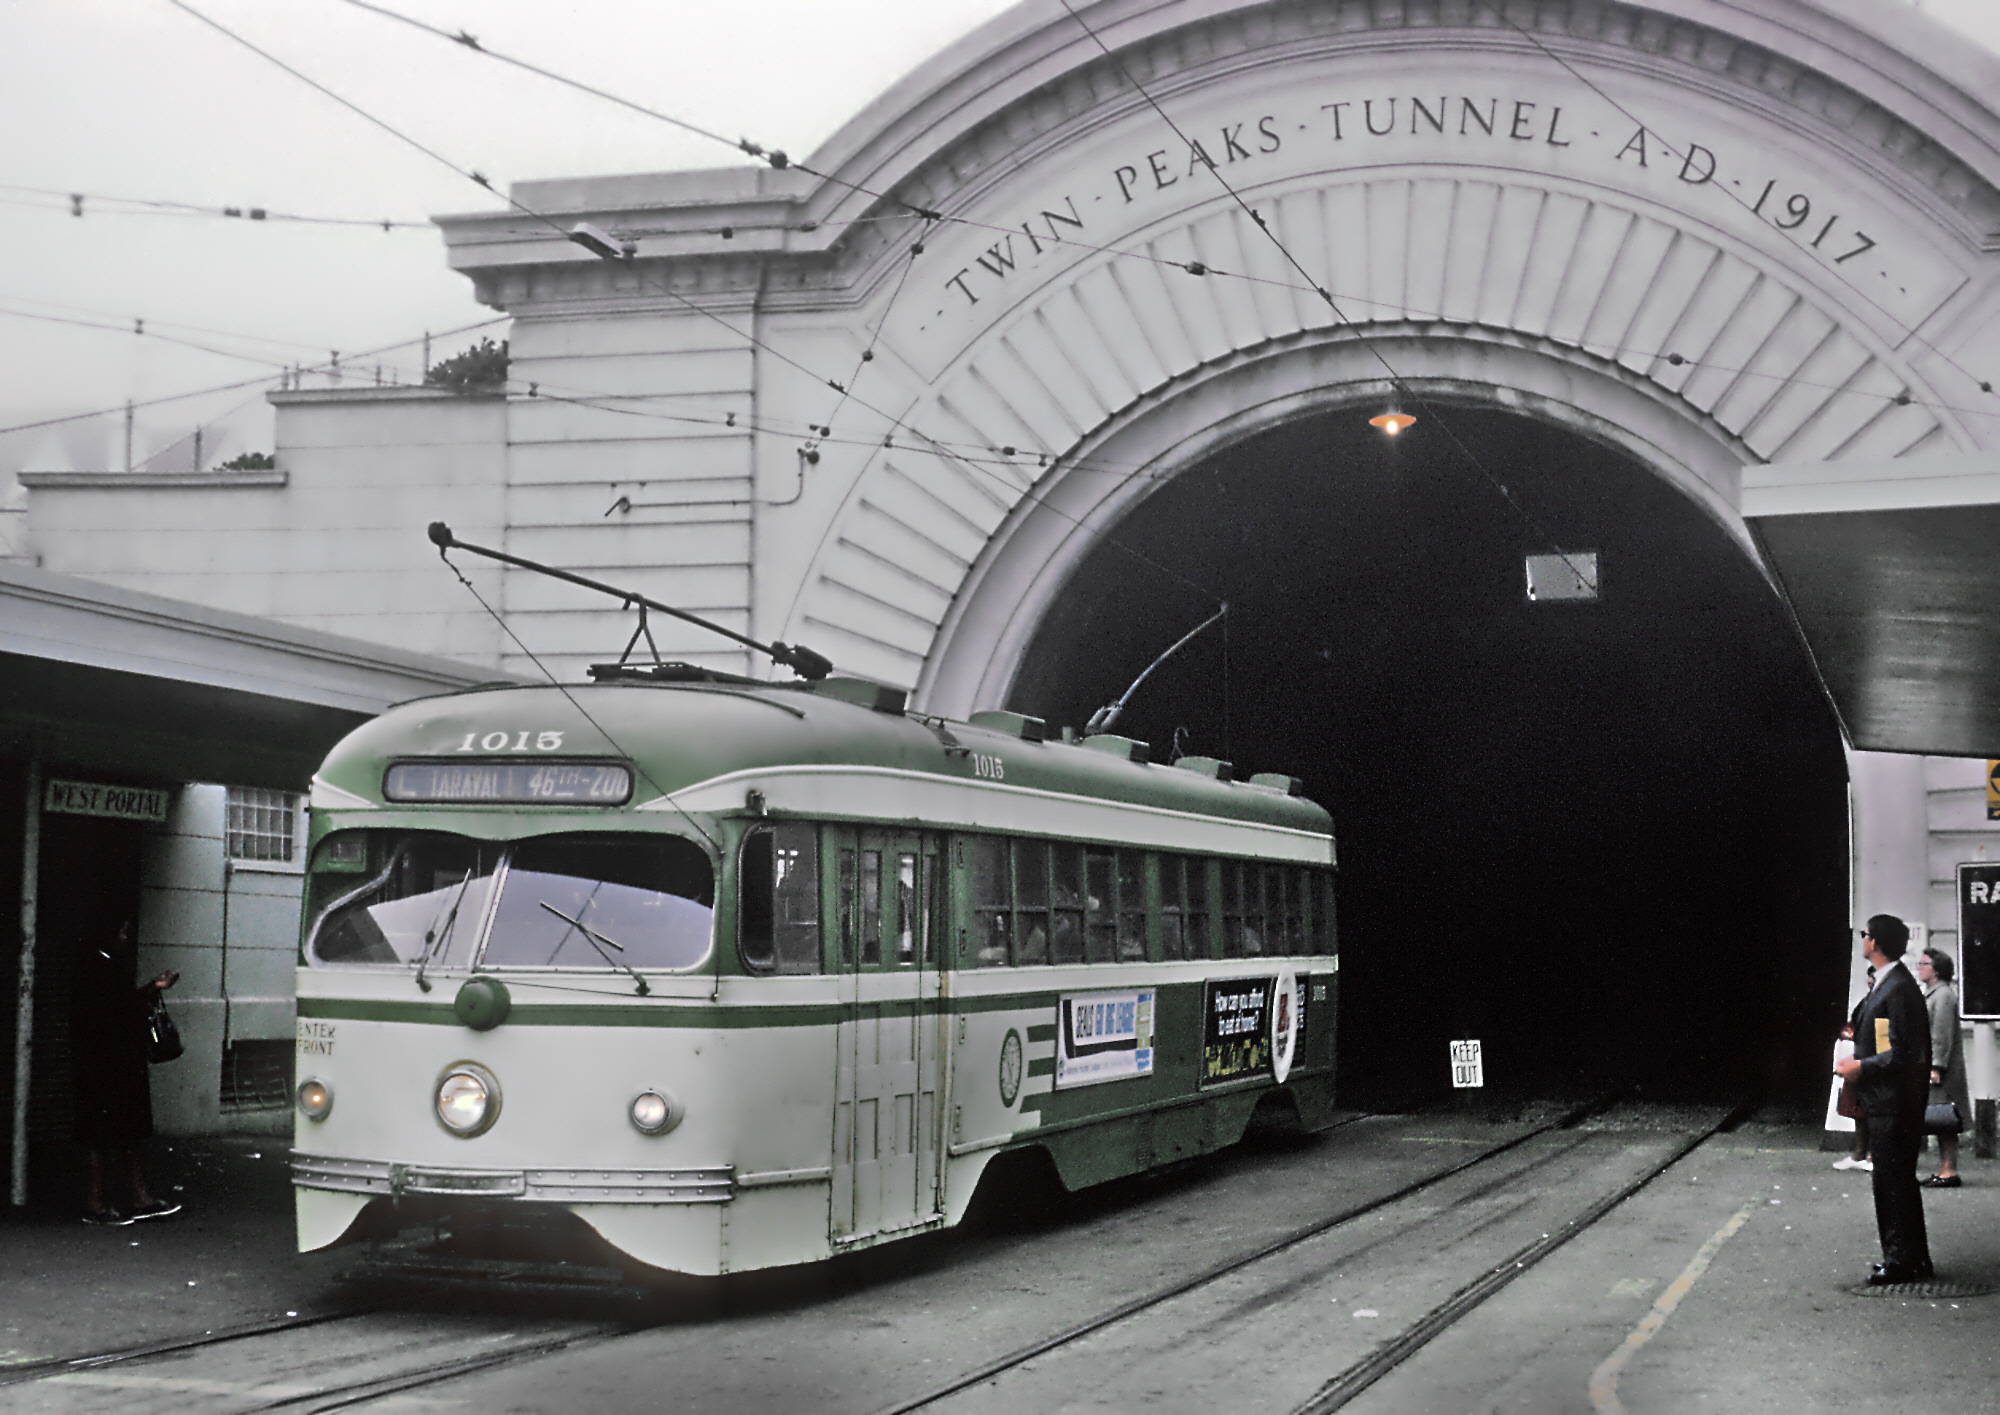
[307, 833, 501, 967]
[304, 830, 715, 972]
[480, 834, 715, 971]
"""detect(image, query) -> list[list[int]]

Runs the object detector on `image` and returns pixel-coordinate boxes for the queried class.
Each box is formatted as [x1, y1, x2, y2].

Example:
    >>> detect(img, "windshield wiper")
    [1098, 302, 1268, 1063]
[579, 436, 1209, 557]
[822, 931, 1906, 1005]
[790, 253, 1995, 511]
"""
[538, 900, 651, 996]
[415, 868, 475, 994]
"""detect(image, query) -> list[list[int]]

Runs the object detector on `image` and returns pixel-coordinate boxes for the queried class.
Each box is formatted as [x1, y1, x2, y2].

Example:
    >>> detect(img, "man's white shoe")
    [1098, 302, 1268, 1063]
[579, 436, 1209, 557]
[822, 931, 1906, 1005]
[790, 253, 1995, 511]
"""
[1833, 1156, 1863, 1170]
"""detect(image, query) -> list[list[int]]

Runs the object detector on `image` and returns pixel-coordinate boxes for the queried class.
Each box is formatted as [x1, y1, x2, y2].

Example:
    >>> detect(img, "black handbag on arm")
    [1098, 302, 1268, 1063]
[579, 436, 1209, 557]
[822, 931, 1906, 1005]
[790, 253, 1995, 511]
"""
[1924, 1101, 1964, 1135]
[147, 992, 184, 1064]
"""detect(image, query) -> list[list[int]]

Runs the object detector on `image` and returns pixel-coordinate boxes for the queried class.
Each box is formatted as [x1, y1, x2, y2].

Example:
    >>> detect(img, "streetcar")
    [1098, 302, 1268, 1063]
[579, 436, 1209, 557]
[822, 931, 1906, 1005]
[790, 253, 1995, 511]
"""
[289, 536, 1337, 1279]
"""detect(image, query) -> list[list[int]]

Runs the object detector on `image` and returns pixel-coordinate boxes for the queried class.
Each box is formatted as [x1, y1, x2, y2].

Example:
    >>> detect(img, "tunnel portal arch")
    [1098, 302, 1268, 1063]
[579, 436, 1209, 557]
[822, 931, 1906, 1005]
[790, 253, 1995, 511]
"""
[444, 2, 2000, 696]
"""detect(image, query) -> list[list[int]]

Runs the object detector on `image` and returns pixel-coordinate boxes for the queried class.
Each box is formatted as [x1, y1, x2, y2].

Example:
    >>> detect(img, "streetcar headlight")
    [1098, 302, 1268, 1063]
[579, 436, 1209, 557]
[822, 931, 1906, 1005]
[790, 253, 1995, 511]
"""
[435, 1063, 501, 1137]
[296, 1078, 333, 1122]
[629, 1089, 682, 1136]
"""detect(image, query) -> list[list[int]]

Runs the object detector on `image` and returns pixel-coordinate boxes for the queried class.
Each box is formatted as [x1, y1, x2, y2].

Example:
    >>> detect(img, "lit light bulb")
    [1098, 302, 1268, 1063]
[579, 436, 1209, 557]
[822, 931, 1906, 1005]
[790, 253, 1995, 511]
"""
[1369, 411, 1416, 436]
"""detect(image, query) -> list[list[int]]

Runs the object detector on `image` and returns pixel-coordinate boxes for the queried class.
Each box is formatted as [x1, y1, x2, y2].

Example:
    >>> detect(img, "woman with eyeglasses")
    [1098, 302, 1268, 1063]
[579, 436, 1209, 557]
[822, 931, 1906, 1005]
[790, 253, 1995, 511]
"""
[1915, 948, 1970, 1188]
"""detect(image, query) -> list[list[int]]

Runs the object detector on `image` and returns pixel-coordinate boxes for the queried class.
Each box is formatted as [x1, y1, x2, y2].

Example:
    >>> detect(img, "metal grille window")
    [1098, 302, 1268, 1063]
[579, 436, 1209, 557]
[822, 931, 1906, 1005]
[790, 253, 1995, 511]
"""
[226, 786, 299, 862]
[220, 1040, 294, 1111]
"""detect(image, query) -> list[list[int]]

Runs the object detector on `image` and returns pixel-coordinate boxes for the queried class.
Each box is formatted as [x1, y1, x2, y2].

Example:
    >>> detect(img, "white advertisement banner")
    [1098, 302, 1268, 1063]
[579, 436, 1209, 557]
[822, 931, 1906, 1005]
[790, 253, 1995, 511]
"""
[1055, 989, 1155, 1089]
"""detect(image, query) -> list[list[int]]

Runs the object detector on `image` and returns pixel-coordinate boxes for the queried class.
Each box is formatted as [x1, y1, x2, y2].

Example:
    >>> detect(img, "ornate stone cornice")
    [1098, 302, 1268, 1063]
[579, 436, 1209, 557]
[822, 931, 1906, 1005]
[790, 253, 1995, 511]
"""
[437, 0, 2000, 313]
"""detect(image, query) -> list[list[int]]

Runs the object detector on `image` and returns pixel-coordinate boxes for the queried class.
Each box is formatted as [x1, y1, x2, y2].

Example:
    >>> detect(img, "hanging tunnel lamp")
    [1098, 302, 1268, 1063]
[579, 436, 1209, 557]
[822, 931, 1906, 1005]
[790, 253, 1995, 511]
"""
[1369, 408, 1416, 436]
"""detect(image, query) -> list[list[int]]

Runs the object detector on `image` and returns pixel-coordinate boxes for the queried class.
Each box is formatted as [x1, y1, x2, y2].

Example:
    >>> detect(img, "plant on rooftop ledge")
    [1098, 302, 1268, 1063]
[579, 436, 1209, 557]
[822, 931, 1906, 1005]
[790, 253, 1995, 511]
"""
[216, 451, 276, 471]
[425, 337, 509, 393]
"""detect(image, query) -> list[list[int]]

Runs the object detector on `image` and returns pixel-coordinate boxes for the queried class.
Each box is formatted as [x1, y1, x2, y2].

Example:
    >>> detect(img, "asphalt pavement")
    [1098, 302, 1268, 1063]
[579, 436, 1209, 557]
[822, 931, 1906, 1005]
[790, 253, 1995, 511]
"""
[1, 1118, 1994, 1412]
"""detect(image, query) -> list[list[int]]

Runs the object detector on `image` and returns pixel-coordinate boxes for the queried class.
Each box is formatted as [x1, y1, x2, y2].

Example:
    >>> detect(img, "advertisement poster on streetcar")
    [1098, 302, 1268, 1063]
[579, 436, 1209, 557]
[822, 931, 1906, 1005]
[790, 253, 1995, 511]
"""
[1055, 989, 1156, 1088]
[1202, 976, 1273, 1087]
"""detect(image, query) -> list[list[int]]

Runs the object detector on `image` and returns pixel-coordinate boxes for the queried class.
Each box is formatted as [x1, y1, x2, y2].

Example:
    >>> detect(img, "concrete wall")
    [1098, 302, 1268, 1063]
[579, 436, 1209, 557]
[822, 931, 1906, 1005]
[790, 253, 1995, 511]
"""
[135, 784, 306, 1136]
[24, 387, 510, 669]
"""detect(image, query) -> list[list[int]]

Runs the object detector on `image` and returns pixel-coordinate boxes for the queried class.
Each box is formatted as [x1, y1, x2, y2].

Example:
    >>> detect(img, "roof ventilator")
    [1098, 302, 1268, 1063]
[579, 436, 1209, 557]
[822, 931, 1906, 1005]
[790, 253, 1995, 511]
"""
[1172, 756, 1233, 780]
[969, 710, 1047, 742]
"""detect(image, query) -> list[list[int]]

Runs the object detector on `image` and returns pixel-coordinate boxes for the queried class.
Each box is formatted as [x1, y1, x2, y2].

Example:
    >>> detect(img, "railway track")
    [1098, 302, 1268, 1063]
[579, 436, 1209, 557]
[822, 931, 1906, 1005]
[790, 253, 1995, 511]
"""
[880, 1096, 1744, 1414]
[10, 1096, 1738, 1414]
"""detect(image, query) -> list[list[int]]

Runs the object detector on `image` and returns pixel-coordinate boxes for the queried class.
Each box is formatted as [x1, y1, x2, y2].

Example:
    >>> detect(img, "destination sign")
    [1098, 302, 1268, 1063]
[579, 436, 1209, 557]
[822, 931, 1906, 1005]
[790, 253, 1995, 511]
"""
[383, 761, 633, 806]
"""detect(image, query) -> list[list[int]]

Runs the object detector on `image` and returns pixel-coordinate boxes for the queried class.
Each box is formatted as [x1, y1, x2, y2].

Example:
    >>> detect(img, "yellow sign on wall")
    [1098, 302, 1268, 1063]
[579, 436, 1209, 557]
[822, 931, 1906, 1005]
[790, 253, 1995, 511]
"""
[1989, 761, 2000, 821]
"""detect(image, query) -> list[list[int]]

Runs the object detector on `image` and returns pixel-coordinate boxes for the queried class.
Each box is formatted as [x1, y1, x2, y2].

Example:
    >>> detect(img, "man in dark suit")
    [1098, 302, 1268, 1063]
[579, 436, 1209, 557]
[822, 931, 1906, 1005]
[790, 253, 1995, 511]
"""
[1833, 914, 1933, 1284]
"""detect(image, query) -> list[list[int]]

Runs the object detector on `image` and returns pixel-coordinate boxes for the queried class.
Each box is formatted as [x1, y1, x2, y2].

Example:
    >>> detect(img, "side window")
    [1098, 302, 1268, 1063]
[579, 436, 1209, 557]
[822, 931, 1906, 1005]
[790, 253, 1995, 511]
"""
[1283, 867, 1306, 955]
[1117, 851, 1147, 961]
[1051, 843, 1085, 964]
[1014, 839, 1050, 966]
[972, 835, 1010, 967]
[1084, 850, 1118, 963]
[1187, 857, 1212, 959]
[1159, 855, 1186, 961]
[1221, 859, 1244, 958]
[838, 848, 857, 968]
[738, 824, 820, 974]
[860, 850, 883, 966]
[1311, 869, 1335, 955]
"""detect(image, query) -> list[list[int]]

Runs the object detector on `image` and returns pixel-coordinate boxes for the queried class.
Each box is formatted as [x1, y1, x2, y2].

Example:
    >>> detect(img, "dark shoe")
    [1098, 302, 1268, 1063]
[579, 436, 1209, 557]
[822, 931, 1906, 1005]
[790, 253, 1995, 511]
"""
[129, 1199, 182, 1221]
[1867, 1264, 1924, 1286]
[82, 1208, 133, 1227]
[1920, 1174, 1962, 1188]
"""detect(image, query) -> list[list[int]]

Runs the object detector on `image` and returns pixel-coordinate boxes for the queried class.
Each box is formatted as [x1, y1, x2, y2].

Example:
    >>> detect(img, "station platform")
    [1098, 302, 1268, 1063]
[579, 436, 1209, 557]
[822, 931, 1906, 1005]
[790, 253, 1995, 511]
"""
[1, 1120, 1994, 1410]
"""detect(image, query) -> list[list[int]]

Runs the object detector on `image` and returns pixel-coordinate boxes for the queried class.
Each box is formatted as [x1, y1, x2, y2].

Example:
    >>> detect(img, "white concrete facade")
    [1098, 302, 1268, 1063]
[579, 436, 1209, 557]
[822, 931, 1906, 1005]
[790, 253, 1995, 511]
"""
[19, 2, 2000, 1084]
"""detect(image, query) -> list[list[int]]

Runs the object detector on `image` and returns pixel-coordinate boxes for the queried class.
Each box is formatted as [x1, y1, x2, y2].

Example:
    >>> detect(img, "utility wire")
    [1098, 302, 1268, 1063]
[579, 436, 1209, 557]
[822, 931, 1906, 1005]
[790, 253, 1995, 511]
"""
[0, 180, 424, 230]
[1471, 0, 1999, 407]
[1055, 0, 1593, 581]
[0, 314, 506, 437]
[172, 0, 1226, 608]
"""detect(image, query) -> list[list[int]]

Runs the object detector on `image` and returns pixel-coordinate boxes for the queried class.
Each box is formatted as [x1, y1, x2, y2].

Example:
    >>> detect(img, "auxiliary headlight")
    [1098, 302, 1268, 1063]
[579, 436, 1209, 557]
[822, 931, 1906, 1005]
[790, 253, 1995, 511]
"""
[435, 1063, 501, 1137]
[296, 1078, 333, 1122]
[629, 1089, 683, 1136]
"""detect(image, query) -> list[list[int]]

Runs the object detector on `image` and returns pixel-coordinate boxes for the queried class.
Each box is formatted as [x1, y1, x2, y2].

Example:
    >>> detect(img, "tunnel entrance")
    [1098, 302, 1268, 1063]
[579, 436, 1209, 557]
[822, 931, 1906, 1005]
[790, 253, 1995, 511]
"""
[1008, 405, 1849, 1112]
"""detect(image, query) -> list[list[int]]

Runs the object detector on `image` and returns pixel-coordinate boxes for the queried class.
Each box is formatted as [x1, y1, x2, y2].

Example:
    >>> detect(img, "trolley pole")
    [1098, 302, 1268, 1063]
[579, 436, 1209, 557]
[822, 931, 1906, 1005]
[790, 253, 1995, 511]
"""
[10, 750, 42, 1207]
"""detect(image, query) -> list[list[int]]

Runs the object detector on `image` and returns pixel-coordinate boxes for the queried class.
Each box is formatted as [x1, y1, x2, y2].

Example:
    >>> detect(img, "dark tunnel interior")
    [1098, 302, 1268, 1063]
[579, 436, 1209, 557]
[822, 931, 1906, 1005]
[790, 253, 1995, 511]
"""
[1007, 405, 1851, 1113]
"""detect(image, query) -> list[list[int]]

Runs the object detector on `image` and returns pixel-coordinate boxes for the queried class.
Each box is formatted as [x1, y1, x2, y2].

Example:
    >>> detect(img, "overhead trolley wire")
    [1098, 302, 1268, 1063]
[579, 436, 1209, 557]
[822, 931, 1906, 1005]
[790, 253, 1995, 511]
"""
[171, 0, 1227, 609]
[339, 0, 2000, 444]
[0, 313, 508, 438]
[1054, 0, 1597, 584]
[0, 180, 426, 230]
[1470, 0, 2000, 406]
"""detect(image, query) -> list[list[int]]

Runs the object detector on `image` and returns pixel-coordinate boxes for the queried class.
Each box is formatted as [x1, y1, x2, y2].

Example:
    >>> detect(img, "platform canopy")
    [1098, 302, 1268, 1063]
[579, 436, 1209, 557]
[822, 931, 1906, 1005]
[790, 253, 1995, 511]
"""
[1744, 451, 2000, 758]
[0, 562, 513, 790]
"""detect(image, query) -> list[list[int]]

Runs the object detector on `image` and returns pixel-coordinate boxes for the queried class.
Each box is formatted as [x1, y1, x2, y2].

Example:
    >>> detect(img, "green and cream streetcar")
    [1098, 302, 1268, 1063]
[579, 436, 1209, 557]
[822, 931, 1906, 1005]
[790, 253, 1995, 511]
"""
[290, 532, 1337, 1278]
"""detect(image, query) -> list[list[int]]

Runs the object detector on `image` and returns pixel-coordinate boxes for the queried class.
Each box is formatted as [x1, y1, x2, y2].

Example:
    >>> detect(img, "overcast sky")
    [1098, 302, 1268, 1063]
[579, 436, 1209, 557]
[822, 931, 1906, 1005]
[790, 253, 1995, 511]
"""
[1, 0, 1995, 481]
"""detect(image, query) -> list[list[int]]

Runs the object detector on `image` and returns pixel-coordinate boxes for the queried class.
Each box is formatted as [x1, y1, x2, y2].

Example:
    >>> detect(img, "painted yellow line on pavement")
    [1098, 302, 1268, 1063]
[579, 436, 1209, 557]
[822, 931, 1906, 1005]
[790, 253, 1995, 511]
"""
[1588, 1201, 1754, 1413]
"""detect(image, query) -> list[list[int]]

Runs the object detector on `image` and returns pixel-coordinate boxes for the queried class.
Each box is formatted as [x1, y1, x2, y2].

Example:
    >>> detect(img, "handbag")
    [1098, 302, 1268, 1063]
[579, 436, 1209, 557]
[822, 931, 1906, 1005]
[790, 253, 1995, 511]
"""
[1836, 1081, 1859, 1120]
[1924, 1101, 1964, 1136]
[146, 992, 183, 1064]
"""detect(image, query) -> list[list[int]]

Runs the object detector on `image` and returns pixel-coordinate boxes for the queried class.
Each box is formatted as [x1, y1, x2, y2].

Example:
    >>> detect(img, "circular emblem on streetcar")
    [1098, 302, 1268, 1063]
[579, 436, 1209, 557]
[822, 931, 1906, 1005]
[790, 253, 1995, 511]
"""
[998, 1029, 1024, 1108]
[1271, 965, 1301, 1084]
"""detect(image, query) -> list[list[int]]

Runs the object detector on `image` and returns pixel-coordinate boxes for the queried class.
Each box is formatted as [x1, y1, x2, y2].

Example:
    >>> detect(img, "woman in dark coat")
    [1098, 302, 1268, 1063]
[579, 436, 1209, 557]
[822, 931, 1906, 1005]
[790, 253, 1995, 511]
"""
[1917, 948, 1972, 1188]
[71, 919, 181, 1225]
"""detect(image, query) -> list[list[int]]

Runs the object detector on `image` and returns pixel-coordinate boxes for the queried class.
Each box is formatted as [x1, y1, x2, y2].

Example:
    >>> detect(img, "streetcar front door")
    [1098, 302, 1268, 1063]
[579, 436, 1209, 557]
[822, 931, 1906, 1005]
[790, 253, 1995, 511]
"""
[829, 828, 946, 1242]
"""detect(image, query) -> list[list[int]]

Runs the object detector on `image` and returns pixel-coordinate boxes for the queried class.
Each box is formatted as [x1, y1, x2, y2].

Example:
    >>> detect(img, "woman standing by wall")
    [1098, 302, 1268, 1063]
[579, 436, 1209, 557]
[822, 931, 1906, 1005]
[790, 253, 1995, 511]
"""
[1918, 948, 1972, 1188]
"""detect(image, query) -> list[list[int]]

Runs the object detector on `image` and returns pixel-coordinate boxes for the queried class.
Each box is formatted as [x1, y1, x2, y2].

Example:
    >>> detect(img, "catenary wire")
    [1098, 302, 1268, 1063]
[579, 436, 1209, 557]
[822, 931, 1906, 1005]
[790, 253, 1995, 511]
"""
[1469, 0, 2000, 407]
[169, 0, 1228, 607]
[0, 314, 507, 438]
[332, 0, 1998, 443]
[0, 180, 425, 230]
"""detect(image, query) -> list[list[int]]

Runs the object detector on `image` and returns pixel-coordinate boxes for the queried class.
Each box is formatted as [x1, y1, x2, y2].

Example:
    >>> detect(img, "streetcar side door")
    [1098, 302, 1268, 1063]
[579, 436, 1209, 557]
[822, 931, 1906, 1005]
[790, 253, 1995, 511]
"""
[828, 827, 946, 1243]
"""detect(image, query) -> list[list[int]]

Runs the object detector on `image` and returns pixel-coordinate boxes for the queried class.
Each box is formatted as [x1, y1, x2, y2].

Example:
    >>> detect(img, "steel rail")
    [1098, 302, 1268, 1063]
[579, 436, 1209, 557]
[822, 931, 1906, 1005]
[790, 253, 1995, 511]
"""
[1289, 1101, 1753, 1414]
[0, 1305, 378, 1388]
[875, 1091, 1622, 1415]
